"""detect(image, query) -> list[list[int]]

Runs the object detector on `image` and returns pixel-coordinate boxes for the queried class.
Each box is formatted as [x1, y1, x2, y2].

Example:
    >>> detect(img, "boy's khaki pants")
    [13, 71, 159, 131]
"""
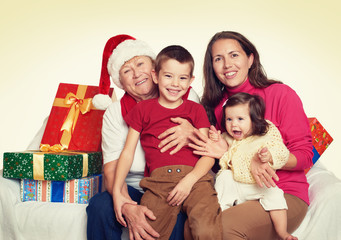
[140, 165, 222, 240]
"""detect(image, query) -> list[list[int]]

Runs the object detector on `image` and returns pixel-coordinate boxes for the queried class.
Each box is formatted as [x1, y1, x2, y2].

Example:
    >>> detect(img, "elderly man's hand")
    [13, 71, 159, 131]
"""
[122, 203, 160, 240]
[158, 117, 194, 155]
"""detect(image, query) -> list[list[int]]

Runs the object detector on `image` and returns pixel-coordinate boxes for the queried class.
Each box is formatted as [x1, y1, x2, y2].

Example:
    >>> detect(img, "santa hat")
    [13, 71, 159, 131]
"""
[92, 34, 156, 110]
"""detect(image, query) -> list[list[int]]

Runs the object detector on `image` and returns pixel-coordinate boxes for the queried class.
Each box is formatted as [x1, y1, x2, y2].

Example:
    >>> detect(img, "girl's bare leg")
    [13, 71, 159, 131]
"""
[270, 209, 298, 240]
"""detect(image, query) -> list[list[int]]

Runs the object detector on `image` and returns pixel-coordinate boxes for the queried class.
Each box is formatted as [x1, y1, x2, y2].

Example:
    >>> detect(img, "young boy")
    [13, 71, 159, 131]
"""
[113, 45, 222, 240]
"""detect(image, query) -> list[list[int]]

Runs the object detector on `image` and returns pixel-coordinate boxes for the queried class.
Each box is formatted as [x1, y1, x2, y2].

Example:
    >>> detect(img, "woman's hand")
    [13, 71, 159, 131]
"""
[158, 117, 194, 155]
[250, 152, 279, 188]
[188, 126, 228, 159]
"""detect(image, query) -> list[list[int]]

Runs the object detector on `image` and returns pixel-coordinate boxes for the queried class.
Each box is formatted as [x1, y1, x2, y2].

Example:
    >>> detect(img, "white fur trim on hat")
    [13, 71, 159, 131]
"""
[107, 39, 155, 89]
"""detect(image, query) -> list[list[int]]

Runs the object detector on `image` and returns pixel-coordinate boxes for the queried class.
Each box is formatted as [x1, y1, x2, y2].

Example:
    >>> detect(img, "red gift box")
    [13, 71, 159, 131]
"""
[309, 117, 333, 156]
[305, 117, 333, 173]
[41, 83, 113, 151]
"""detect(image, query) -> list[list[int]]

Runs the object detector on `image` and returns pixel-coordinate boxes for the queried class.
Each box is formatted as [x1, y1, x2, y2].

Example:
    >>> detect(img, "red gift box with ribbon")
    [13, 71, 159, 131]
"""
[308, 117, 333, 157]
[304, 117, 333, 173]
[41, 83, 113, 151]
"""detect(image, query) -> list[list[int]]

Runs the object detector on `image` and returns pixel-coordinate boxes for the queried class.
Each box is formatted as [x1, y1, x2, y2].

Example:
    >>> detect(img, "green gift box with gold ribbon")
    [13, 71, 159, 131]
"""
[3, 150, 102, 181]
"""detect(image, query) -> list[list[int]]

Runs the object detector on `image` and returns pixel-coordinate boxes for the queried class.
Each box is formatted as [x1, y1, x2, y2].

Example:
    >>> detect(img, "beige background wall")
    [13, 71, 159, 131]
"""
[1, 0, 340, 178]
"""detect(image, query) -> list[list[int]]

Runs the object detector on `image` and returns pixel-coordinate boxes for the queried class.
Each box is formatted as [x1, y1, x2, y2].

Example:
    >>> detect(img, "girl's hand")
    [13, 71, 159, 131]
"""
[158, 117, 194, 155]
[250, 152, 279, 188]
[113, 194, 137, 227]
[208, 126, 221, 142]
[167, 175, 195, 206]
[188, 126, 228, 159]
[258, 147, 272, 163]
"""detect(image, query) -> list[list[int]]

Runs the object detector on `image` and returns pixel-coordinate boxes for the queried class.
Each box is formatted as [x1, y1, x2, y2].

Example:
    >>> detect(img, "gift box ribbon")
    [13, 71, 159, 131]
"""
[51, 181, 65, 202]
[33, 152, 45, 180]
[40, 143, 64, 152]
[53, 85, 97, 149]
[31, 146, 89, 180]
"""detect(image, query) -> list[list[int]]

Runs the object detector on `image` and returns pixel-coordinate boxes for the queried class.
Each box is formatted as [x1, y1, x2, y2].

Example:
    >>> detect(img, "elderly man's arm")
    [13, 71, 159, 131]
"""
[102, 103, 159, 239]
[104, 161, 159, 240]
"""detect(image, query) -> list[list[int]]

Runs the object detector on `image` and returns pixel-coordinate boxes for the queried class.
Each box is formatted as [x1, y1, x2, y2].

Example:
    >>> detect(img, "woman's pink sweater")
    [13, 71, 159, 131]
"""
[214, 79, 313, 204]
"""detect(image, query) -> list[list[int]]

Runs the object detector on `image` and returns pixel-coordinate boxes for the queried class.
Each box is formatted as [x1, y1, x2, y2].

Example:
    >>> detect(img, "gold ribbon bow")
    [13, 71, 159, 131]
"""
[59, 92, 92, 149]
[40, 144, 65, 152]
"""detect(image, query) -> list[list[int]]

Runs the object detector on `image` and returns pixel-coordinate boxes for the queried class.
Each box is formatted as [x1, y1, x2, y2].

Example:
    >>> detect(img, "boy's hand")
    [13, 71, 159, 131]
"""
[113, 193, 137, 227]
[258, 147, 272, 163]
[167, 174, 196, 206]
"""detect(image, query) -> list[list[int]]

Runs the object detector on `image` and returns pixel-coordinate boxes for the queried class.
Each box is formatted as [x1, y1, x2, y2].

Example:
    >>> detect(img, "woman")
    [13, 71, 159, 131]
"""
[86, 34, 199, 240]
[190, 31, 313, 239]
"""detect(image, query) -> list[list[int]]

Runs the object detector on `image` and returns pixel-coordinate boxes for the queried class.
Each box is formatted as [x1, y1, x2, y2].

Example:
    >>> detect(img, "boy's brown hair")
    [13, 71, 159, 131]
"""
[154, 45, 194, 77]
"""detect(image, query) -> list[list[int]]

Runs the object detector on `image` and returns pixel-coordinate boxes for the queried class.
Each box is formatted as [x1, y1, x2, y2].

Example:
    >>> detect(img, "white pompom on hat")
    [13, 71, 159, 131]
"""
[92, 34, 155, 110]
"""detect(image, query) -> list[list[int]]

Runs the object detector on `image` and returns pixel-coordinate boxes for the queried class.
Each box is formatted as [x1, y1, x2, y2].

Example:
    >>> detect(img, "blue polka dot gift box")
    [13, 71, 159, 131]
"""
[20, 174, 103, 203]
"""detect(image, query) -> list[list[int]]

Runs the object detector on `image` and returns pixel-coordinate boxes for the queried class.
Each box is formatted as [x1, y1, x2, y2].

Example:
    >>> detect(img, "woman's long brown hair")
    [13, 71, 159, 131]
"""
[201, 31, 282, 125]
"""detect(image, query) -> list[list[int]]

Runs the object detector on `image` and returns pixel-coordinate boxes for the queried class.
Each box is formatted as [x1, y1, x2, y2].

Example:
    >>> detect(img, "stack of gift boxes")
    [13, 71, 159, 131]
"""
[3, 83, 113, 204]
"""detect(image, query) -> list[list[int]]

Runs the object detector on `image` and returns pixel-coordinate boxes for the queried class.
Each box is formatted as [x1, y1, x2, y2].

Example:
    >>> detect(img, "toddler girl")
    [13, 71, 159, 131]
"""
[210, 92, 297, 240]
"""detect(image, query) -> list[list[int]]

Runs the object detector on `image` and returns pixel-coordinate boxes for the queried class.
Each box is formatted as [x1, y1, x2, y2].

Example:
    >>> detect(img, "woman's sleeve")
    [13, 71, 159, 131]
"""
[265, 121, 290, 170]
[275, 86, 313, 170]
